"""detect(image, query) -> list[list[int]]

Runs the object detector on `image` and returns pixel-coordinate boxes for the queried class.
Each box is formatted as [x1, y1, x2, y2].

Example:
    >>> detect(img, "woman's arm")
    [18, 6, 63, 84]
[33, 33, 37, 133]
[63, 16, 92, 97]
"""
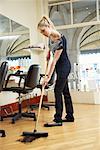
[46, 50, 51, 61]
[43, 49, 63, 86]
[48, 49, 63, 78]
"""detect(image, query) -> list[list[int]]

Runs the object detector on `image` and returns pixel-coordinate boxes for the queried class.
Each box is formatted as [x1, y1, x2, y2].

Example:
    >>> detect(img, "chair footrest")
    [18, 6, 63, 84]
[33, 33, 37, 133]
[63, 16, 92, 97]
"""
[22, 112, 35, 118]
[1, 114, 14, 118]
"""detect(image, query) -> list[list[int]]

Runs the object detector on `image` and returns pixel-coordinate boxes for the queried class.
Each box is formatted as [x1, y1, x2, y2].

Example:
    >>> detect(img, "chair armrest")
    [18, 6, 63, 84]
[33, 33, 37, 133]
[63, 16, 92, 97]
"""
[15, 70, 23, 75]
[38, 74, 45, 84]
[4, 73, 27, 88]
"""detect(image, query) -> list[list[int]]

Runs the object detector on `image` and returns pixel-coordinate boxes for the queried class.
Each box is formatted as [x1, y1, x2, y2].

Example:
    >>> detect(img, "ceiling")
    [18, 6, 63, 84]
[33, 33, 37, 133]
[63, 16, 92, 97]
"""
[0, 0, 99, 57]
[49, 0, 63, 1]
[49, 0, 70, 2]
[49, 0, 100, 52]
[0, 14, 30, 58]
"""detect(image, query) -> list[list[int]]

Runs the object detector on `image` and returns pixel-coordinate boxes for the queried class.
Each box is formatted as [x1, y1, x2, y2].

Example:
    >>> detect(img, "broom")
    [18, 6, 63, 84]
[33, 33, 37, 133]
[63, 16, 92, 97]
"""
[19, 59, 49, 143]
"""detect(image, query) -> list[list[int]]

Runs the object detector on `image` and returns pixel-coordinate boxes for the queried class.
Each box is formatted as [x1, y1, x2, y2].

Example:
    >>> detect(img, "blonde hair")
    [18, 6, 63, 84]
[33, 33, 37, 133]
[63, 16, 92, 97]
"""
[37, 16, 55, 29]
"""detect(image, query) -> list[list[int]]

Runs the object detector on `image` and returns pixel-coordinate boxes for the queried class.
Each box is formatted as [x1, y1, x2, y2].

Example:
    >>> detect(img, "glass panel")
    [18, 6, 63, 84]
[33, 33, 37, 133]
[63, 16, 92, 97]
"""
[79, 53, 100, 91]
[49, 3, 71, 25]
[0, 14, 30, 59]
[80, 24, 100, 51]
[12, 20, 29, 32]
[73, 0, 96, 24]
[79, 23, 100, 91]
[0, 33, 30, 58]
[0, 14, 10, 33]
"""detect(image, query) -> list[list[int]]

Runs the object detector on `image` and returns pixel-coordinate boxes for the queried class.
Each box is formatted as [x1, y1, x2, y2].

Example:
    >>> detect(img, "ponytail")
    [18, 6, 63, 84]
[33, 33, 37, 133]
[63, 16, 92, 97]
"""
[37, 16, 55, 29]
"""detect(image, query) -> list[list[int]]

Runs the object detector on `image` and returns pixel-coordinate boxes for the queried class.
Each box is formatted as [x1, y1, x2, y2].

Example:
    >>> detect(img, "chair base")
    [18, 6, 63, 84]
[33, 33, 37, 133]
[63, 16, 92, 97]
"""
[41, 101, 55, 110]
[0, 112, 36, 123]
[31, 103, 50, 110]
[0, 130, 6, 137]
[42, 104, 50, 110]
[11, 112, 36, 124]
[0, 114, 14, 121]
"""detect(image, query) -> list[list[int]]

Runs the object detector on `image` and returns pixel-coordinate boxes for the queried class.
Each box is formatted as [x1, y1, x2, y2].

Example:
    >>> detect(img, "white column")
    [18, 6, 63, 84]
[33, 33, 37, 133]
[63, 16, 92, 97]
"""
[29, 0, 48, 73]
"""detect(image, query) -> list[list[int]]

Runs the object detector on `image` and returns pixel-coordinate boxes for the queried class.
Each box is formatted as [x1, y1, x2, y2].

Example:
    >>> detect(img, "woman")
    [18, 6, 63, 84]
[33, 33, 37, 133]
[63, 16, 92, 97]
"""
[37, 16, 74, 127]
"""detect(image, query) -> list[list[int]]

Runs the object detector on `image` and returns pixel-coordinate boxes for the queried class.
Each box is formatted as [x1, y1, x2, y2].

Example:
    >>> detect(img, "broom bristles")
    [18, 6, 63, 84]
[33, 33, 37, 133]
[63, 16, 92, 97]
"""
[17, 136, 37, 143]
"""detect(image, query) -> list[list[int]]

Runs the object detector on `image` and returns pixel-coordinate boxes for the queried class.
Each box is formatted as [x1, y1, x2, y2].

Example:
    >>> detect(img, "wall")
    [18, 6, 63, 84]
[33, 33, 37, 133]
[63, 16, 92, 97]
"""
[0, 0, 48, 72]
[0, 0, 48, 105]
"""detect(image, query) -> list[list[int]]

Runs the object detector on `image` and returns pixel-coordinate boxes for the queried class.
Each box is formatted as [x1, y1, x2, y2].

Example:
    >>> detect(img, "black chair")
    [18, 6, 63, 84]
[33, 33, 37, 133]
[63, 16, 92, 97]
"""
[3, 64, 40, 124]
[0, 61, 8, 137]
[31, 71, 56, 110]
[0, 61, 8, 121]
[0, 61, 8, 92]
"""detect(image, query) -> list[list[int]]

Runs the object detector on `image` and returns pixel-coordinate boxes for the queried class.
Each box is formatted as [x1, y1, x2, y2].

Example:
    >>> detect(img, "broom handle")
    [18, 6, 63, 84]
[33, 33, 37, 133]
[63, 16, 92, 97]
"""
[34, 60, 49, 132]
[34, 85, 45, 131]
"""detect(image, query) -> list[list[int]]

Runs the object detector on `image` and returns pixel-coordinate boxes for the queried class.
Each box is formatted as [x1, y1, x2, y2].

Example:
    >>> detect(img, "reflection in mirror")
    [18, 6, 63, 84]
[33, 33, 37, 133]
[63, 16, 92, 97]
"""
[0, 14, 31, 72]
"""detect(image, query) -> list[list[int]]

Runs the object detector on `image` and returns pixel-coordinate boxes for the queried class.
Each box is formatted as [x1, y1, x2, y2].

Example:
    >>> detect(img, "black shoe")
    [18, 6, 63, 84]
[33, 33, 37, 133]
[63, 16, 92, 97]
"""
[44, 121, 62, 127]
[62, 117, 74, 122]
[44, 119, 62, 127]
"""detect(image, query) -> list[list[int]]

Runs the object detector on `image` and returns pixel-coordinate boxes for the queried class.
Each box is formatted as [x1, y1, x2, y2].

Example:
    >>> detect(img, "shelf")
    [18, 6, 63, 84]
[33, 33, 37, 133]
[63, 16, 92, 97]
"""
[29, 47, 44, 52]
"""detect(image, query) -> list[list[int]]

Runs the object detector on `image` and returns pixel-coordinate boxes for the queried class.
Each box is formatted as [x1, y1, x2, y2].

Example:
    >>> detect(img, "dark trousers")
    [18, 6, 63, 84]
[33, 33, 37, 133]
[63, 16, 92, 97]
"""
[54, 77, 74, 121]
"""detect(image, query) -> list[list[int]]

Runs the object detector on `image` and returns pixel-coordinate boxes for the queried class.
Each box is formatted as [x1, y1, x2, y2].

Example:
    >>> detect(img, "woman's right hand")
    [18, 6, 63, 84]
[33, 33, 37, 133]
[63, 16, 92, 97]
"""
[42, 75, 50, 86]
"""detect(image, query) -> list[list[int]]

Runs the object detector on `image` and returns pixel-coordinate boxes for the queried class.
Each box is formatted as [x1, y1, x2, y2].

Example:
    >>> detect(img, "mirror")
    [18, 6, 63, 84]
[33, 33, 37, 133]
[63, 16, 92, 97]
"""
[0, 14, 30, 59]
[0, 14, 31, 72]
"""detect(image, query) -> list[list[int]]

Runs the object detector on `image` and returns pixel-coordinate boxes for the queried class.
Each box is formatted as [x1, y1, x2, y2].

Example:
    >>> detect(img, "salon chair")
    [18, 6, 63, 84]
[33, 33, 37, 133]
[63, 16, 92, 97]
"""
[31, 71, 56, 110]
[0, 61, 8, 137]
[3, 64, 40, 124]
